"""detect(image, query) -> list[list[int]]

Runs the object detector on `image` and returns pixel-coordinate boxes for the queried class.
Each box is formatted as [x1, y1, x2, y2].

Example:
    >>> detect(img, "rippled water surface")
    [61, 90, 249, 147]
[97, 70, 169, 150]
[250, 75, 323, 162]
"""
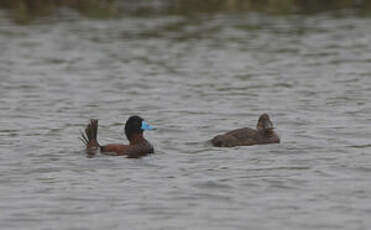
[1, 9, 371, 230]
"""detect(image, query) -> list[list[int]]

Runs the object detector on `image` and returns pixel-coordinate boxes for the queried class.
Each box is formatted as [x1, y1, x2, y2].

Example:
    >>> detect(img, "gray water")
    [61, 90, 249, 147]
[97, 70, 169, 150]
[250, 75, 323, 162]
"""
[1, 9, 371, 230]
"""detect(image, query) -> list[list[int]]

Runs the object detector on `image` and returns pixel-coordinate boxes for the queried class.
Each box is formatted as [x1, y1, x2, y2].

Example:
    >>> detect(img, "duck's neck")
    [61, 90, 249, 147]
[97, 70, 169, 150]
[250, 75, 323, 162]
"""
[128, 133, 146, 145]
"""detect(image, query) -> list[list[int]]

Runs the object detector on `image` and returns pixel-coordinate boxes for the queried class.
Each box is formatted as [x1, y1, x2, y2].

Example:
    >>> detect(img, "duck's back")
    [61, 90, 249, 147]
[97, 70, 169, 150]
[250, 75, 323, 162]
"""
[211, 127, 280, 147]
[211, 127, 258, 147]
[102, 140, 154, 158]
[226, 127, 258, 140]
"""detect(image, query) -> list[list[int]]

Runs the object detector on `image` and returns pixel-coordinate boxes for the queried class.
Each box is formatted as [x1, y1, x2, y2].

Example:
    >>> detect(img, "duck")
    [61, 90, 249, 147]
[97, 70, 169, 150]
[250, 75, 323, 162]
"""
[211, 113, 280, 147]
[80, 115, 154, 158]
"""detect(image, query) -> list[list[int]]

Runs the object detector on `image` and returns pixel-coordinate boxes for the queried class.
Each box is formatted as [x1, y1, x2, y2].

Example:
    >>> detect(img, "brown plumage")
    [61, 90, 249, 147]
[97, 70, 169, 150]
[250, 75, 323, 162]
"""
[211, 113, 280, 147]
[80, 116, 154, 158]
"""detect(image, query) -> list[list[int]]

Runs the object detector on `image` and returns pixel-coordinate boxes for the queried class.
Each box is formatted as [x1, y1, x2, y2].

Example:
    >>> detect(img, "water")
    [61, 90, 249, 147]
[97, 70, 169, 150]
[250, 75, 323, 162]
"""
[1, 9, 371, 230]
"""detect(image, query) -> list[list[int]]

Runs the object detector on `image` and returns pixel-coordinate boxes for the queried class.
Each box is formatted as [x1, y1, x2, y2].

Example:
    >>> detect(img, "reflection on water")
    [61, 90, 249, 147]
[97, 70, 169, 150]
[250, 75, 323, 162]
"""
[1, 2, 371, 230]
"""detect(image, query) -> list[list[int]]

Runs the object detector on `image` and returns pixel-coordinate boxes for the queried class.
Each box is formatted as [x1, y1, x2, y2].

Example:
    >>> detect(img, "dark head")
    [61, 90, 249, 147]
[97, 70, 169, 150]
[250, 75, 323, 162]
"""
[256, 113, 274, 131]
[125, 115, 153, 140]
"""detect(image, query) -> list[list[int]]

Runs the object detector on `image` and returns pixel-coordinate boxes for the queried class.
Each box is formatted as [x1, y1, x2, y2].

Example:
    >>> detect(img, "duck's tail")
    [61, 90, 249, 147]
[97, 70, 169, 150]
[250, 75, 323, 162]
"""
[80, 119, 100, 151]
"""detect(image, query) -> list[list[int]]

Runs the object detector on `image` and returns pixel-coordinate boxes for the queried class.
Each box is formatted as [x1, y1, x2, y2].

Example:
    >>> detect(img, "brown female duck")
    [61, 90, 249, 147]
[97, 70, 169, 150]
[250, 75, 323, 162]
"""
[211, 113, 280, 147]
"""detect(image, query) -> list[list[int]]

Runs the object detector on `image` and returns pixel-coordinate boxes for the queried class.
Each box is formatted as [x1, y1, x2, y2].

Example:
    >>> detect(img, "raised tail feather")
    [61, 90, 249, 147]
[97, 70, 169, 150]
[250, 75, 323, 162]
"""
[80, 119, 100, 150]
